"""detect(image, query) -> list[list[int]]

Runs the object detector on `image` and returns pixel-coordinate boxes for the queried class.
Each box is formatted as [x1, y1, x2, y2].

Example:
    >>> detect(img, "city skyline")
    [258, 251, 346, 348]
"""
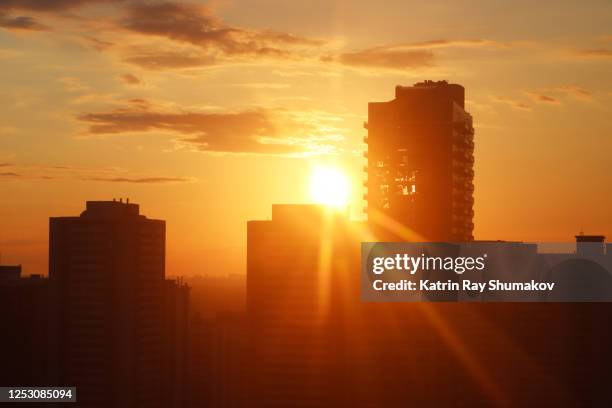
[1, 0, 612, 277]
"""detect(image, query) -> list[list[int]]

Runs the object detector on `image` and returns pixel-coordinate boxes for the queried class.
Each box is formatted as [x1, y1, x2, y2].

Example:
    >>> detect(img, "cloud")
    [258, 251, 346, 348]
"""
[58, 76, 90, 92]
[230, 82, 291, 89]
[0, 13, 49, 30]
[121, 2, 323, 59]
[526, 92, 560, 105]
[493, 97, 531, 111]
[391, 39, 513, 50]
[574, 49, 612, 58]
[0, 162, 193, 183]
[324, 46, 435, 70]
[0, 0, 122, 12]
[554, 85, 592, 100]
[76, 99, 344, 155]
[84, 176, 191, 183]
[0, 0, 122, 31]
[120, 73, 140, 84]
[122, 47, 217, 70]
[86, 36, 114, 51]
[321, 38, 533, 72]
[524, 85, 592, 106]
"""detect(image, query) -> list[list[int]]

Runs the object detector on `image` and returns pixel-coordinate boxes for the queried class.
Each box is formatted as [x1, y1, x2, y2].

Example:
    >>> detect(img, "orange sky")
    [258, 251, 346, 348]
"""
[1, 0, 611, 276]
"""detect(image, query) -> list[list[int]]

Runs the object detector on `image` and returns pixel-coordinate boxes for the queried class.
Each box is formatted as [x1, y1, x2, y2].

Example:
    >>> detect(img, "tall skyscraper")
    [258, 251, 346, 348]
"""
[365, 80, 474, 241]
[247, 205, 354, 407]
[48, 200, 169, 407]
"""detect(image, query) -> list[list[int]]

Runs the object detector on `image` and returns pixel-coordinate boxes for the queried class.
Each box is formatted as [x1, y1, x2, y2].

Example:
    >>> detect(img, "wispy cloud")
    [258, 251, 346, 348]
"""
[0, 162, 192, 184]
[0, 0, 123, 12]
[525, 91, 561, 105]
[320, 38, 526, 72]
[323, 47, 434, 70]
[380, 39, 522, 50]
[0, 0, 123, 32]
[120, 73, 141, 85]
[573, 49, 612, 59]
[84, 176, 191, 183]
[76, 99, 345, 156]
[524, 85, 593, 106]
[121, 46, 217, 70]
[0, 13, 49, 31]
[554, 85, 592, 100]
[121, 2, 323, 60]
[493, 96, 531, 111]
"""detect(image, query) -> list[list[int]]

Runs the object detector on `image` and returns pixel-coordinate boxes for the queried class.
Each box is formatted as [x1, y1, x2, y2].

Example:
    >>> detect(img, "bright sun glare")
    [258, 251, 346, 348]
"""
[309, 166, 350, 208]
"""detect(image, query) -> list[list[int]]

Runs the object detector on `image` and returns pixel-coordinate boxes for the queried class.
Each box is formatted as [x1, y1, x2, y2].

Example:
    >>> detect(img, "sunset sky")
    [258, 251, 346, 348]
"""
[1, 0, 611, 276]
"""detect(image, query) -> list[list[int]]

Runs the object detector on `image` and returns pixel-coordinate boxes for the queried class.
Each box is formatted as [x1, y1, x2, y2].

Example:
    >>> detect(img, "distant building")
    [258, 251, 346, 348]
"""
[0, 264, 22, 282]
[0, 266, 49, 387]
[188, 312, 214, 408]
[48, 200, 185, 408]
[366, 81, 474, 241]
[185, 310, 246, 408]
[575, 234, 606, 257]
[211, 312, 247, 408]
[162, 278, 190, 408]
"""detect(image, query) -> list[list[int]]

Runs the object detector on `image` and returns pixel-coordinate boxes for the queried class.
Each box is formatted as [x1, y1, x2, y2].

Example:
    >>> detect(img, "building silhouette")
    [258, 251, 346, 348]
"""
[366, 80, 475, 241]
[0, 266, 50, 387]
[48, 200, 188, 408]
[247, 205, 351, 407]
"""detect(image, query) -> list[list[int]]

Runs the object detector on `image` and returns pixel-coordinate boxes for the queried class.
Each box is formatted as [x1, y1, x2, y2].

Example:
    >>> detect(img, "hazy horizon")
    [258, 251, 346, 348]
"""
[1, 0, 611, 276]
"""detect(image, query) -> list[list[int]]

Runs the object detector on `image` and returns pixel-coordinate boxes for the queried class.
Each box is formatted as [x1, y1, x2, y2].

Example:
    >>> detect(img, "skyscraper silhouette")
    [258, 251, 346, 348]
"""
[0, 266, 49, 387]
[247, 205, 352, 407]
[48, 200, 185, 407]
[366, 80, 475, 241]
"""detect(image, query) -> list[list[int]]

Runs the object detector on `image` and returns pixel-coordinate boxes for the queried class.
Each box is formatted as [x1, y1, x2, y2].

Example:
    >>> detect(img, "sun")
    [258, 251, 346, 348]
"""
[309, 165, 350, 208]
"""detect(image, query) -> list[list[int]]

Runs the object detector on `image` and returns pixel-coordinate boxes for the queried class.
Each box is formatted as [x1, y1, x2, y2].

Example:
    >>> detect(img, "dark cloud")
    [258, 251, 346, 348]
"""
[123, 48, 217, 70]
[324, 46, 435, 70]
[0, 12, 49, 30]
[77, 100, 340, 155]
[85, 176, 191, 183]
[0, 171, 20, 177]
[121, 2, 322, 58]
[120, 73, 140, 84]
[494, 97, 531, 111]
[0, 0, 122, 33]
[0, 0, 121, 12]
[526, 92, 560, 105]
[86, 36, 114, 51]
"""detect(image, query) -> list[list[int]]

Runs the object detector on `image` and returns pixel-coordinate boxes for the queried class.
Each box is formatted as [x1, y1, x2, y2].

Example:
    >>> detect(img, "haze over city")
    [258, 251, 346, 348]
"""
[1, 0, 611, 277]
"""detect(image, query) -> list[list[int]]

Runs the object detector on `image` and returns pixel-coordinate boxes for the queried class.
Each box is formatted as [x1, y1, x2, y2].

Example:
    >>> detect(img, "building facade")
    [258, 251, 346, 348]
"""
[48, 200, 170, 407]
[247, 205, 353, 407]
[366, 80, 475, 241]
